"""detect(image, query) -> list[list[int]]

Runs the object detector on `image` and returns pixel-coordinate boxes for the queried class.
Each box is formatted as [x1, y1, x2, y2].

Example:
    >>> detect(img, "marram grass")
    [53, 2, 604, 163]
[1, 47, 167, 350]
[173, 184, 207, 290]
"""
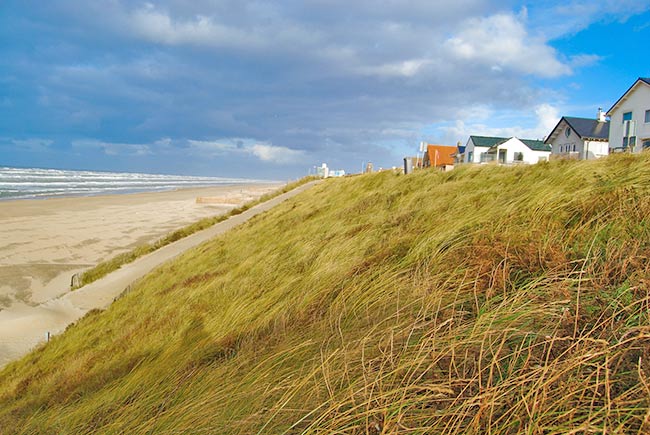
[2, 155, 650, 434]
[75, 176, 317, 288]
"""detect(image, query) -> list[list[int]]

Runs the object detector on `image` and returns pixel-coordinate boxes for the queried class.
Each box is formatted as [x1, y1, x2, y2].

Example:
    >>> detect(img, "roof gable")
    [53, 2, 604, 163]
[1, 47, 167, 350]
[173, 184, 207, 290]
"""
[565, 117, 609, 141]
[521, 139, 551, 152]
[607, 77, 650, 115]
[545, 116, 610, 143]
[469, 135, 509, 148]
[472, 135, 550, 152]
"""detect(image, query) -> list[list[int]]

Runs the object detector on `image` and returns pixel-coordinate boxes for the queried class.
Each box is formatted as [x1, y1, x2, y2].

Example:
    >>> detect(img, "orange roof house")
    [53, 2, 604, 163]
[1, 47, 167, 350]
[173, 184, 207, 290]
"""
[423, 144, 456, 168]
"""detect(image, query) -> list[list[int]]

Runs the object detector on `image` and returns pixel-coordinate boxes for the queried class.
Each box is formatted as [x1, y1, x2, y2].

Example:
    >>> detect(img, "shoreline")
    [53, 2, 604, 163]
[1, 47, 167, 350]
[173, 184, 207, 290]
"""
[0, 180, 317, 367]
[0, 182, 283, 315]
[0, 181, 278, 203]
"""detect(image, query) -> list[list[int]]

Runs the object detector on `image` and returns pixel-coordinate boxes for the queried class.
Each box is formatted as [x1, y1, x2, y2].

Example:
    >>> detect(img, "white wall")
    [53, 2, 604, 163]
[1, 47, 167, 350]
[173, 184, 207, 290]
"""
[609, 82, 650, 152]
[494, 138, 550, 164]
[584, 140, 609, 159]
[463, 138, 490, 163]
[547, 119, 609, 159]
[547, 119, 578, 155]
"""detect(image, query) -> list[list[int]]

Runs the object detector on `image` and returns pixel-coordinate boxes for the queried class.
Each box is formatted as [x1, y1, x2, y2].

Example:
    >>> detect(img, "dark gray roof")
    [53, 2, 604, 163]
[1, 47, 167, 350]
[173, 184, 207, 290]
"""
[564, 117, 609, 141]
[642, 78, 650, 85]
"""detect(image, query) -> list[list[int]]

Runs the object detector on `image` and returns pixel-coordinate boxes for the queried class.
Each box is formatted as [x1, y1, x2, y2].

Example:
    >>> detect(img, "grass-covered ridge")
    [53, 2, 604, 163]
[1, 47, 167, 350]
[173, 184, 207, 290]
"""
[2, 155, 650, 433]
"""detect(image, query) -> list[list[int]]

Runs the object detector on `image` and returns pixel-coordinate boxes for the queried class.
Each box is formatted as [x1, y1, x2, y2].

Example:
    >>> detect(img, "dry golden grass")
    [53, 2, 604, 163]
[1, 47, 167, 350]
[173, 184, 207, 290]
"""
[2, 155, 650, 434]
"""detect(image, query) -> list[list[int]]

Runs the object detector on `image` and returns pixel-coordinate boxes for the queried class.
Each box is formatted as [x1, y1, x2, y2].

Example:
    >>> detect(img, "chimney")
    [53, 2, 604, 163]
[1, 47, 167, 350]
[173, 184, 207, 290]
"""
[597, 107, 607, 122]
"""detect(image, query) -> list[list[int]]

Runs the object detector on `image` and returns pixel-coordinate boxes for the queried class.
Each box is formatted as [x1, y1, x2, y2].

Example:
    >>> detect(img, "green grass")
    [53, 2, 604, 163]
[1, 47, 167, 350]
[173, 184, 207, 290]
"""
[2, 155, 650, 433]
[75, 176, 318, 288]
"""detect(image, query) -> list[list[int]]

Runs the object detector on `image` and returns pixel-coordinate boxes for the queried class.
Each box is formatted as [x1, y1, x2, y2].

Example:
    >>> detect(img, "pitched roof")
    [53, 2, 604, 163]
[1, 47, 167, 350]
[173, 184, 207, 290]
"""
[565, 117, 609, 141]
[607, 77, 650, 115]
[545, 116, 610, 143]
[471, 135, 551, 152]
[521, 139, 551, 152]
[469, 135, 509, 148]
[425, 144, 456, 167]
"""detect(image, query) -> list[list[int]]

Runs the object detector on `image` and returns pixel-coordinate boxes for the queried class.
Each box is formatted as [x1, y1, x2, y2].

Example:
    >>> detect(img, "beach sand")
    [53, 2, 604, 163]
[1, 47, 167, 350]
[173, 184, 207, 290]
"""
[0, 180, 314, 367]
[0, 183, 281, 314]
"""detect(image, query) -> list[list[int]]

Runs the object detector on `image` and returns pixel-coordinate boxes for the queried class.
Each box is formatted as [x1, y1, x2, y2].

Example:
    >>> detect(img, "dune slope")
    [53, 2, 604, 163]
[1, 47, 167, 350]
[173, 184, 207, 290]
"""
[2, 155, 650, 434]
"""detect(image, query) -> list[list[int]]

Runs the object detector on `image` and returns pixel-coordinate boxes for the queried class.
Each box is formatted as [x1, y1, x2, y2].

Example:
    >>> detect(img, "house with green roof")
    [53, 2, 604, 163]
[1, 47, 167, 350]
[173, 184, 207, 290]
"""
[463, 135, 551, 165]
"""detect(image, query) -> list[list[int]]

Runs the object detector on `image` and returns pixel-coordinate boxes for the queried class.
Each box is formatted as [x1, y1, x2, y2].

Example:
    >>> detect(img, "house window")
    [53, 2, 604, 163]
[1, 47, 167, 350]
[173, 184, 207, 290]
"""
[623, 112, 632, 123]
[573, 144, 576, 152]
[630, 136, 637, 148]
[645, 110, 650, 123]
[468, 151, 473, 162]
[623, 137, 628, 148]
[514, 152, 524, 161]
[643, 140, 650, 149]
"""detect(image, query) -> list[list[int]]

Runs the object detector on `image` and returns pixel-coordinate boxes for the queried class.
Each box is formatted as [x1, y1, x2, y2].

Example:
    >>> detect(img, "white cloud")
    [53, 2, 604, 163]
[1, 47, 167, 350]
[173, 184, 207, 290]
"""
[129, 4, 263, 49]
[248, 143, 305, 164]
[436, 103, 561, 144]
[72, 139, 152, 156]
[445, 13, 572, 78]
[187, 139, 239, 156]
[568, 54, 603, 68]
[187, 138, 304, 164]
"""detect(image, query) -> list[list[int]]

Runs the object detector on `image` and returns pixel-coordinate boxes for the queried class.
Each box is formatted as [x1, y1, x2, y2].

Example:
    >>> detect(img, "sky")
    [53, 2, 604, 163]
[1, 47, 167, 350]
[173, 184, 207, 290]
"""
[1, 1, 649, 179]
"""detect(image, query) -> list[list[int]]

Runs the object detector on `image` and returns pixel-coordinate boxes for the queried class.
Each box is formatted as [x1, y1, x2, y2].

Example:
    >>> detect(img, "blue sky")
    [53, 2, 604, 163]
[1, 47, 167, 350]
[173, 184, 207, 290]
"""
[1, 1, 649, 179]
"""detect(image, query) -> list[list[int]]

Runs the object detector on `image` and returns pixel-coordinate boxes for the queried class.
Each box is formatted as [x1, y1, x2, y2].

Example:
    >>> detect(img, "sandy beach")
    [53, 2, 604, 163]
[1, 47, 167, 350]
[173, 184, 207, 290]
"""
[0, 183, 281, 315]
[0, 180, 316, 367]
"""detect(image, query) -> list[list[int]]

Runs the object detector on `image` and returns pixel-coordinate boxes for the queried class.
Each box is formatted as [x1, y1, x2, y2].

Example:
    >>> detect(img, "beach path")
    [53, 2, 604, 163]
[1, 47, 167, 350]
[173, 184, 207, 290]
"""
[0, 181, 319, 367]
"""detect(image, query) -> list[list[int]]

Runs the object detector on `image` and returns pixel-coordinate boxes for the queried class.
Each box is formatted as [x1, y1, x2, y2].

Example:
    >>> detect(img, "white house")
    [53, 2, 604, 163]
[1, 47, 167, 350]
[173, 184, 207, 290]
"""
[463, 135, 551, 164]
[607, 77, 650, 152]
[545, 112, 609, 160]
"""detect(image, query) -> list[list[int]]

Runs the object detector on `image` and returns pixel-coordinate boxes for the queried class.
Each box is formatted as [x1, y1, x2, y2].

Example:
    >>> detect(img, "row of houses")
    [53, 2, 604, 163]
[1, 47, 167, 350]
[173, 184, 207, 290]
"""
[420, 77, 650, 169]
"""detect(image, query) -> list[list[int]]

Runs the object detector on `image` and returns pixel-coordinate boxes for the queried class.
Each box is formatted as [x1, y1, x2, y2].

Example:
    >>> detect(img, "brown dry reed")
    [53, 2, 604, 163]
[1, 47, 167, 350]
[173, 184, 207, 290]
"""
[1, 154, 650, 434]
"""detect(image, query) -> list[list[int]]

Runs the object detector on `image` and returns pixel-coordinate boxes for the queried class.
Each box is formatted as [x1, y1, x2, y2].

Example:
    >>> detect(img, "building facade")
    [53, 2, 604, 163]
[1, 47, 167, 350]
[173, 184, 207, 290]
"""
[545, 114, 609, 160]
[607, 78, 650, 152]
[463, 136, 550, 164]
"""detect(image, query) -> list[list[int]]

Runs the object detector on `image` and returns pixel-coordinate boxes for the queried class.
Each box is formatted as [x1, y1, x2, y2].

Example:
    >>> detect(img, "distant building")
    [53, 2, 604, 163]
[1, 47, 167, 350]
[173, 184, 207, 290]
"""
[545, 111, 609, 160]
[422, 144, 456, 170]
[464, 136, 551, 164]
[316, 163, 345, 178]
[453, 142, 466, 164]
[365, 162, 374, 173]
[606, 77, 650, 153]
[316, 163, 330, 178]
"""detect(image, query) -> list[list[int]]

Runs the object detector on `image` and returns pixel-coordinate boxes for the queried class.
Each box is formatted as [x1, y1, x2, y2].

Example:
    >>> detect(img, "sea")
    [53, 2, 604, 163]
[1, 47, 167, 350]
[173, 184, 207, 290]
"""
[0, 166, 266, 201]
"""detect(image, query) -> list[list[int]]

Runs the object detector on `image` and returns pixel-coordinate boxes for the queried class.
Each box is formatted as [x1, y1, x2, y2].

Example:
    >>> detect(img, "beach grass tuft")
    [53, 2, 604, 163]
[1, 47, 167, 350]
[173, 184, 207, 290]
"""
[2, 155, 650, 433]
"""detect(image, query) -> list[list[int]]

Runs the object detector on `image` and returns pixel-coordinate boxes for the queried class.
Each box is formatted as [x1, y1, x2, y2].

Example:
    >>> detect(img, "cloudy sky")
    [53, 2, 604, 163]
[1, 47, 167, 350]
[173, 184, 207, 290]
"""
[1, 1, 649, 179]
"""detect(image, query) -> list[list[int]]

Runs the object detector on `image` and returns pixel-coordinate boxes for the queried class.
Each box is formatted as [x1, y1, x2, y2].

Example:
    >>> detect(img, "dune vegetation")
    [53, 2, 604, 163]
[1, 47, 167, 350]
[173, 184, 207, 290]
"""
[75, 176, 317, 288]
[2, 154, 650, 434]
